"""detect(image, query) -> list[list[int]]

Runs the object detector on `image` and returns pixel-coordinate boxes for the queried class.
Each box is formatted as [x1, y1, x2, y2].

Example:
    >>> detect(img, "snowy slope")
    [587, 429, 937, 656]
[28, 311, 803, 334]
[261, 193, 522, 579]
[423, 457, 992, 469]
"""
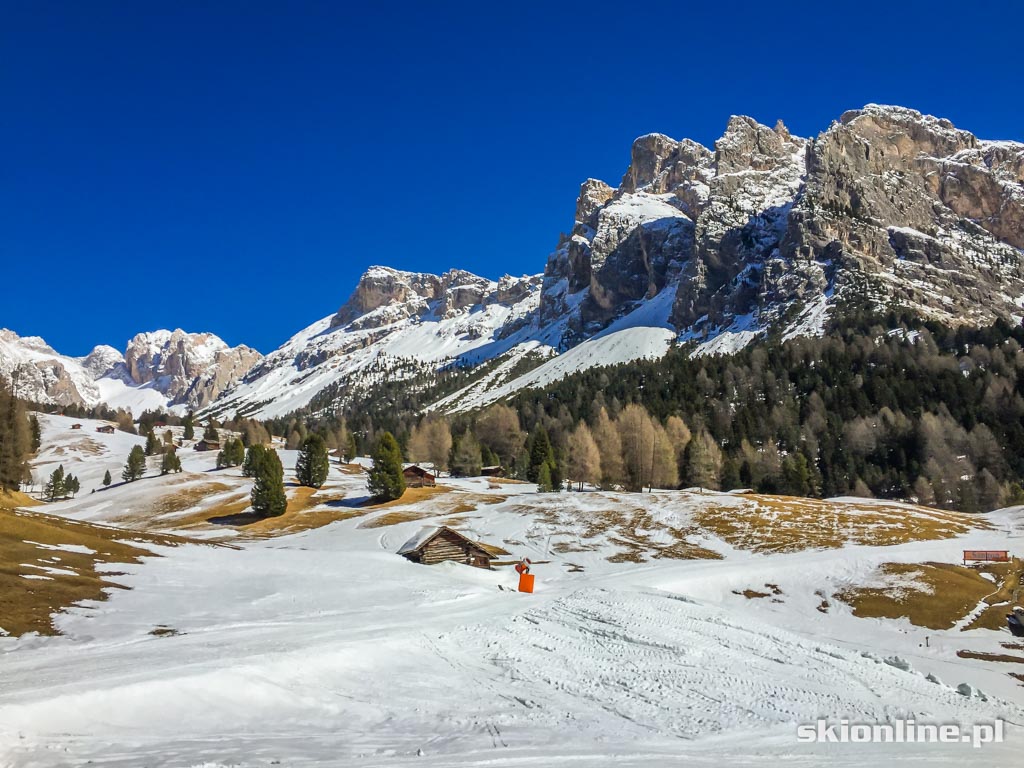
[204, 271, 547, 419]
[2, 432, 1023, 766]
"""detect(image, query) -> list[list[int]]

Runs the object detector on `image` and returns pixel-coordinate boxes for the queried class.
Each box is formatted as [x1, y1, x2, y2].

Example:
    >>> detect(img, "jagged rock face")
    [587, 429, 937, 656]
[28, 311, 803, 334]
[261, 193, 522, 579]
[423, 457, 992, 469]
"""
[541, 105, 1024, 347]
[124, 330, 263, 409]
[330, 267, 540, 332]
[778, 105, 1024, 325]
[0, 330, 99, 406]
[673, 117, 806, 329]
[80, 345, 125, 378]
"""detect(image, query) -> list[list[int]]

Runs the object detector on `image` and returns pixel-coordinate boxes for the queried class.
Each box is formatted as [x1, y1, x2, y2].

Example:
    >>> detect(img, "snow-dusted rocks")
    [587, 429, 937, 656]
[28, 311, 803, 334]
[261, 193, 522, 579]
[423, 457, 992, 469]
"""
[0, 328, 261, 413]
[205, 267, 545, 419]
[123, 329, 262, 409]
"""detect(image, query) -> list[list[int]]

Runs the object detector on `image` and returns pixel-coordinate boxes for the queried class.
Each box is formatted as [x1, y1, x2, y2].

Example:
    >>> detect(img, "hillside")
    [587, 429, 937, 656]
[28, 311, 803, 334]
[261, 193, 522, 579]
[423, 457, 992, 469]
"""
[1, 414, 1022, 765]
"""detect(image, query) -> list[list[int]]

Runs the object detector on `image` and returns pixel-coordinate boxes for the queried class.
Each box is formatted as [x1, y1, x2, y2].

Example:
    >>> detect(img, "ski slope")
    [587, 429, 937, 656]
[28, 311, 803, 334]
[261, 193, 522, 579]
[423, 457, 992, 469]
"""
[2, 416, 1023, 766]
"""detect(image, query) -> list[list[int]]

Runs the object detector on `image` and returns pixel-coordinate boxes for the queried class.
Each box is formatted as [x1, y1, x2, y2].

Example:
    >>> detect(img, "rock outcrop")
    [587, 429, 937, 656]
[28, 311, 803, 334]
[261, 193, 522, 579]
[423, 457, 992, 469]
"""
[124, 330, 263, 409]
[539, 104, 1024, 349]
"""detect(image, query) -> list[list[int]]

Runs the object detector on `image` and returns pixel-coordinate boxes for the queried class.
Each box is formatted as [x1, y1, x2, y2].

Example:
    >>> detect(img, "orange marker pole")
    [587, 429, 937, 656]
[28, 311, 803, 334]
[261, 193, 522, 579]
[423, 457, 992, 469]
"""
[518, 572, 535, 593]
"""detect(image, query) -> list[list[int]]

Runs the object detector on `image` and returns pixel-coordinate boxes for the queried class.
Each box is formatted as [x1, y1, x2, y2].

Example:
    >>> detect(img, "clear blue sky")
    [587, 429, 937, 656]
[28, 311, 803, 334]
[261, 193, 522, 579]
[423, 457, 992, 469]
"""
[3, 1, 1022, 355]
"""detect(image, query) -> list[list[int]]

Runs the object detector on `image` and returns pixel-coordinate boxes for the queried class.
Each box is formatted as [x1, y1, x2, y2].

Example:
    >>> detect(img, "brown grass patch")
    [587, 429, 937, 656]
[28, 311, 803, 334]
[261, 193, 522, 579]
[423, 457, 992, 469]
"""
[836, 561, 1023, 631]
[0, 490, 41, 510]
[694, 494, 984, 554]
[957, 650, 1024, 664]
[734, 589, 771, 599]
[205, 484, 365, 538]
[0, 507, 208, 636]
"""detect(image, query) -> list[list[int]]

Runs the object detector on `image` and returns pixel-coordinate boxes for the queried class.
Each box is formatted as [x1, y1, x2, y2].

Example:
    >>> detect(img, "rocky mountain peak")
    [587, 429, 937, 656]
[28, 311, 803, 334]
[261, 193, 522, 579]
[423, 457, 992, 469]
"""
[123, 330, 262, 409]
[79, 345, 125, 378]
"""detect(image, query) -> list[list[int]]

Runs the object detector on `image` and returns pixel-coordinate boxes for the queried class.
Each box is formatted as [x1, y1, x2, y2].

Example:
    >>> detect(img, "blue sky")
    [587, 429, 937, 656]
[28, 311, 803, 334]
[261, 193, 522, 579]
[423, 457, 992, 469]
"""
[3, 1, 1022, 355]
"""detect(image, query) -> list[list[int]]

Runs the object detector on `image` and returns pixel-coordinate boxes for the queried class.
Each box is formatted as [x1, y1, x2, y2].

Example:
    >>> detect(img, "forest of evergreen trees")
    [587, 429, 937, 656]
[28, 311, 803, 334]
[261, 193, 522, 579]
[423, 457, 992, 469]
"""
[276, 307, 1024, 513]
[8, 305, 1024, 515]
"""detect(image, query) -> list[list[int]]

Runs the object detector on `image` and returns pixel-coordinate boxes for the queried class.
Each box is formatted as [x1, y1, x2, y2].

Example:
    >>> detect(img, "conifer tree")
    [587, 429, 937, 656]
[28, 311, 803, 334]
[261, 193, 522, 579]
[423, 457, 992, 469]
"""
[45, 464, 66, 500]
[526, 427, 556, 485]
[161, 449, 182, 475]
[296, 434, 330, 488]
[368, 432, 405, 501]
[144, 429, 160, 456]
[0, 376, 31, 492]
[203, 422, 219, 442]
[216, 438, 245, 469]
[29, 415, 41, 452]
[102, 469, 112, 487]
[122, 445, 147, 483]
[242, 443, 267, 478]
[251, 447, 286, 517]
[183, 412, 195, 441]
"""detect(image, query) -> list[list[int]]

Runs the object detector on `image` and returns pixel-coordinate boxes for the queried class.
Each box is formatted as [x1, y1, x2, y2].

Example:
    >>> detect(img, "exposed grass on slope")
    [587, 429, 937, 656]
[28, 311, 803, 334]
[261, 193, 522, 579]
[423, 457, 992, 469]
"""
[693, 494, 983, 554]
[0, 505, 206, 636]
[836, 560, 1024, 631]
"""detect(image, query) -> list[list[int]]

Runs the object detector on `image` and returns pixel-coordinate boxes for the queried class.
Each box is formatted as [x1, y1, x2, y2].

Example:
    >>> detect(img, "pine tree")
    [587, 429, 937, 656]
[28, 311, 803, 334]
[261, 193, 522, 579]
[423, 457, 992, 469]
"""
[216, 438, 245, 469]
[242, 444, 267, 478]
[144, 429, 160, 456]
[296, 434, 330, 488]
[29, 415, 41, 452]
[183, 412, 195, 440]
[122, 445, 146, 483]
[102, 469, 112, 487]
[203, 422, 219, 442]
[161, 449, 182, 475]
[527, 427, 556, 484]
[65, 474, 80, 497]
[251, 447, 286, 517]
[368, 432, 405, 501]
[0, 377, 31, 492]
[45, 464, 66, 500]
[780, 452, 811, 497]
[536, 461, 553, 492]
[345, 431, 358, 463]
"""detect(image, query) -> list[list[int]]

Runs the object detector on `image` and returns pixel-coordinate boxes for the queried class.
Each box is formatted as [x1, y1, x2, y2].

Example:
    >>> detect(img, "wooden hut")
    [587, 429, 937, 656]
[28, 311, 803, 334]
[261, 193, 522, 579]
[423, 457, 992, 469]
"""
[481, 465, 505, 478]
[70, 423, 83, 430]
[403, 464, 436, 488]
[95, 424, 116, 434]
[195, 438, 220, 452]
[398, 526, 493, 569]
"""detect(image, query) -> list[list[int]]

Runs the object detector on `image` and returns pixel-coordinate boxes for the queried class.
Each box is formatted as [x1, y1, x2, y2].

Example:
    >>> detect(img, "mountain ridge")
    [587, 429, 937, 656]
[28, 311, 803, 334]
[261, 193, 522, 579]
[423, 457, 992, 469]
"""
[4, 104, 1023, 418]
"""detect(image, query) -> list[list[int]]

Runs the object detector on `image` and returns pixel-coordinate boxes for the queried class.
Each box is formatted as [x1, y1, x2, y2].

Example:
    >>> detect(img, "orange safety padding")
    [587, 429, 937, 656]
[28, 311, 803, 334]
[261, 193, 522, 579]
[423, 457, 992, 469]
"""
[518, 572, 535, 593]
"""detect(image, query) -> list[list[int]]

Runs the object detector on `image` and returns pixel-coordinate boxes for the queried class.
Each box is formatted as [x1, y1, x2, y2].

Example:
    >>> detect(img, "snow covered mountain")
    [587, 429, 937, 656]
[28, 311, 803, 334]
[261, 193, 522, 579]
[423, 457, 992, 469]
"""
[0, 328, 261, 413]
[6, 105, 1023, 419]
[204, 104, 1024, 418]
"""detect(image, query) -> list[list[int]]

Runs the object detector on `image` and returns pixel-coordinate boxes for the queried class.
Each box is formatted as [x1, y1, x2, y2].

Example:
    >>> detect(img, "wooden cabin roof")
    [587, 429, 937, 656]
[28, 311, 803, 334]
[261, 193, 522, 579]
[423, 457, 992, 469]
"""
[402, 465, 435, 478]
[397, 525, 490, 558]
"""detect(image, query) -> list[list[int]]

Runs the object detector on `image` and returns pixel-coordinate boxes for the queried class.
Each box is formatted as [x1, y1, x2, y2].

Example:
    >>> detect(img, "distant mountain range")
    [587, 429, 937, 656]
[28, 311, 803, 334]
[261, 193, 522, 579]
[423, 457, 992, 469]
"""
[4, 104, 1023, 418]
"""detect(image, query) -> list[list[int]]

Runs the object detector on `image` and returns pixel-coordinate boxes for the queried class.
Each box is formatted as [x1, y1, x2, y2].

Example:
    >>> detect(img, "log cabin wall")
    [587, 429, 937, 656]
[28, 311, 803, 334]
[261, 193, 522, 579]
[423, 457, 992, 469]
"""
[419, 530, 488, 566]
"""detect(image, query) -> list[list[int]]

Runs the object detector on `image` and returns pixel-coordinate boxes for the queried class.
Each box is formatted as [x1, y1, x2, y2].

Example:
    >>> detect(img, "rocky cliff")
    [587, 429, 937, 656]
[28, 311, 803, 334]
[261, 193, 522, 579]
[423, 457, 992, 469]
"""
[0, 328, 262, 412]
